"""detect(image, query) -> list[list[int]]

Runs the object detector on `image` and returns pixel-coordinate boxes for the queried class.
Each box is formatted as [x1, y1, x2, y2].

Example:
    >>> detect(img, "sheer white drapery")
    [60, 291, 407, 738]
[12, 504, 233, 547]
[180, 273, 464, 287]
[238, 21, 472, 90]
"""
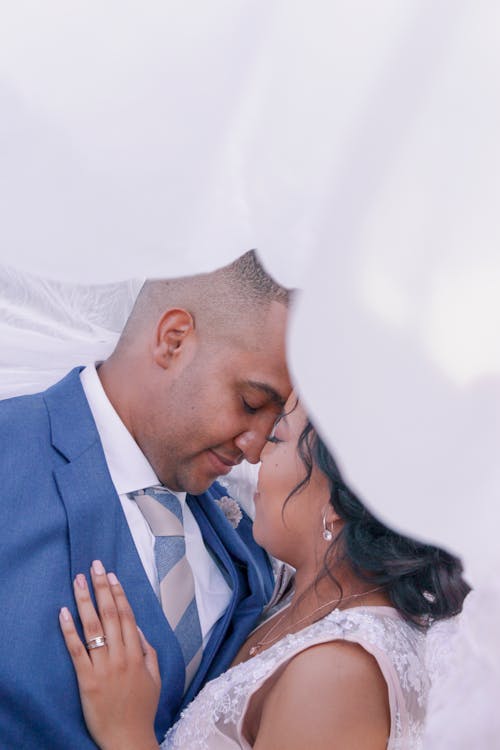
[1, 2, 499, 745]
[0, 265, 143, 399]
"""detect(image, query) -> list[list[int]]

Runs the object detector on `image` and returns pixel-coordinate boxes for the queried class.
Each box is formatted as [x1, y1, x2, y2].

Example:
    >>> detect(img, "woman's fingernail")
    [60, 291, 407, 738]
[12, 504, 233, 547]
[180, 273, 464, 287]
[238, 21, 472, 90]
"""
[92, 560, 105, 575]
[75, 573, 87, 589]
[60, 606, 70, 622]
[107, 572, 119, 586]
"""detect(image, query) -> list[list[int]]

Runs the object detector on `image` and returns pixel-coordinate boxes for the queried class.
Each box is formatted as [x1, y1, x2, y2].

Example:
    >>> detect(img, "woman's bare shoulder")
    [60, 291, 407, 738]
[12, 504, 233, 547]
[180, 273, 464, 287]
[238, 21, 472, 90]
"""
[253, 640, 390, 750]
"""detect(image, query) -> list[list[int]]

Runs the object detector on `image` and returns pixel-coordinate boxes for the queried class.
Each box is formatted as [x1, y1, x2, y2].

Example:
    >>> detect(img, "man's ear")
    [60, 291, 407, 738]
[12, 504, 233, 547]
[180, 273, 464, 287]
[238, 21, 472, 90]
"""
[152, 308, 196, 369]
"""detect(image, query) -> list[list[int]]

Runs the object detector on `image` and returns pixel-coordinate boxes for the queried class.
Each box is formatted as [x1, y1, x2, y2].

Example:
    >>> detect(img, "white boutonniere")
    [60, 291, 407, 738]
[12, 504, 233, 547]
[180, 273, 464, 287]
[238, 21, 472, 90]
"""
[215, 495, 243, 529]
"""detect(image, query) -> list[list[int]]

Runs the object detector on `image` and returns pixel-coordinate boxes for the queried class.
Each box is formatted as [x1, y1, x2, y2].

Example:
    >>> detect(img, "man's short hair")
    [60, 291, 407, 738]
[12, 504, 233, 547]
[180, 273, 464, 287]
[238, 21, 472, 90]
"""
[117, 250, 291, 350]
[225, 250, 290, 308]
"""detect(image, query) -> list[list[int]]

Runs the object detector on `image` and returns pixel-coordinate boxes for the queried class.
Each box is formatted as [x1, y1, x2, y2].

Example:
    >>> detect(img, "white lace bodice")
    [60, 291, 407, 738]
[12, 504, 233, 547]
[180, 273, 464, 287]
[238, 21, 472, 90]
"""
[161, 606, 429, 749]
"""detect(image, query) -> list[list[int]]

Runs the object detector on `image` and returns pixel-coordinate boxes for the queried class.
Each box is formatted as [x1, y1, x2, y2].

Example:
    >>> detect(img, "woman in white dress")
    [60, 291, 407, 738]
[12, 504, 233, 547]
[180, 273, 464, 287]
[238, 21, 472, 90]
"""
[59, 395, 469, 749]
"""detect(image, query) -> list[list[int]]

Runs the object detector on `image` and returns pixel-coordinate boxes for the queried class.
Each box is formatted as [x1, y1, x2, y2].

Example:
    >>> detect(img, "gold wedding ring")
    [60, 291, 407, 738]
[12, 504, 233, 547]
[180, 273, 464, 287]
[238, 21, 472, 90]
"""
[85, 636, 107, 651]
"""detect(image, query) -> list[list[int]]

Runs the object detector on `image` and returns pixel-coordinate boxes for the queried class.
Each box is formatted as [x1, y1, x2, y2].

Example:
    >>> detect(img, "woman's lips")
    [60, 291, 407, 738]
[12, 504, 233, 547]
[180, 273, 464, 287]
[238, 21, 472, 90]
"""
[207, 450, 236, 476]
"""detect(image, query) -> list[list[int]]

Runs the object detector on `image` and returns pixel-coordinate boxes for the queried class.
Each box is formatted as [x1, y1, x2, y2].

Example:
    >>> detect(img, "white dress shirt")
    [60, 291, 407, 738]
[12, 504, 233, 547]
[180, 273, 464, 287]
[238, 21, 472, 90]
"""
[80, 364, 232, 645]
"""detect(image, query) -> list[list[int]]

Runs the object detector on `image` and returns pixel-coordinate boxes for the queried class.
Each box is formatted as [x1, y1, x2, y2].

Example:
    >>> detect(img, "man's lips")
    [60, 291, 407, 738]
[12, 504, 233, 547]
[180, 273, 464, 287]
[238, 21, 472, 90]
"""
[207, 450, 242, 475]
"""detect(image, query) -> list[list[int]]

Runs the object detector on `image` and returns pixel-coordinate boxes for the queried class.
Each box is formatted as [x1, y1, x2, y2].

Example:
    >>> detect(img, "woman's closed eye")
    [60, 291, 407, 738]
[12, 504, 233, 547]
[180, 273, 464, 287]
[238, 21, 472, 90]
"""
[266, 434, 283, 444]
[266, 415, 287, 444]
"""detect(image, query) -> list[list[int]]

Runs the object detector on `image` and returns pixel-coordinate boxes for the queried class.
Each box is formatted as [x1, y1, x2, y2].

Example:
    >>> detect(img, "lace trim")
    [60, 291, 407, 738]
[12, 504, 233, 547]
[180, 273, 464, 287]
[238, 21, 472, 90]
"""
[162, 608, 428, 749]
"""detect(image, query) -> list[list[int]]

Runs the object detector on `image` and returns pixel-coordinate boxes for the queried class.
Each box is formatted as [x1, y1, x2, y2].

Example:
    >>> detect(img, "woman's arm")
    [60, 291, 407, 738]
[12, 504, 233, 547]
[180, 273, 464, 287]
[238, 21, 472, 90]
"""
[59, 560, 161, 750]
[252, 640, 390, 750]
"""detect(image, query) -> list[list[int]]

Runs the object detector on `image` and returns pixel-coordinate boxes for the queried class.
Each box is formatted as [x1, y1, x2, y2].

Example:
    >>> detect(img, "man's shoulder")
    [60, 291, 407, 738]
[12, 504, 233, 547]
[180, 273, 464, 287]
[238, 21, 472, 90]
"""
[0, 391, 53, 486]
[0, 368, 88, 448]
[0, 389, 48, 432]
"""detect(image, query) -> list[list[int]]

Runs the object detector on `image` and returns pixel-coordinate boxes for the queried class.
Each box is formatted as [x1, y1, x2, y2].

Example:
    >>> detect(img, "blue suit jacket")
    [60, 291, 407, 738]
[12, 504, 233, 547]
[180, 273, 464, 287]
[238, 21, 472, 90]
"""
[0, 369, 274, 749]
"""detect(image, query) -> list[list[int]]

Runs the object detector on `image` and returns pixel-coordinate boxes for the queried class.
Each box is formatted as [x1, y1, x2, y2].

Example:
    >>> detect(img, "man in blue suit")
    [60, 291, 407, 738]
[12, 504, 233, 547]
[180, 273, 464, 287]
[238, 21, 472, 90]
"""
[0, 251, 292, 749]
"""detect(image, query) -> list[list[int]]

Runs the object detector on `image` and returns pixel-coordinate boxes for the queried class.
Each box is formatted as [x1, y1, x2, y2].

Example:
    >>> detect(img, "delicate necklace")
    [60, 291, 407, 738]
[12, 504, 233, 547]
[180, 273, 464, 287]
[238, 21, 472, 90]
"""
[248, 585, 384, 657]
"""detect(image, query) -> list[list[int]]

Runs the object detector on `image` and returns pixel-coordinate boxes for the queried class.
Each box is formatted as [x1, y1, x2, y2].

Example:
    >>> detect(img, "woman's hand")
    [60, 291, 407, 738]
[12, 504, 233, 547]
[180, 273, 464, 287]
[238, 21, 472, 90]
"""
[59, 560, 160, 750]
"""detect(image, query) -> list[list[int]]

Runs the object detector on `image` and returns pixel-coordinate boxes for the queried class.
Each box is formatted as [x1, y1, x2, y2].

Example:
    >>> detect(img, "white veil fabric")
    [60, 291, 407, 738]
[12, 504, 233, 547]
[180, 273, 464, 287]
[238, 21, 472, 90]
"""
[1, 1, 499, 744]
[0, 265, 143, 399]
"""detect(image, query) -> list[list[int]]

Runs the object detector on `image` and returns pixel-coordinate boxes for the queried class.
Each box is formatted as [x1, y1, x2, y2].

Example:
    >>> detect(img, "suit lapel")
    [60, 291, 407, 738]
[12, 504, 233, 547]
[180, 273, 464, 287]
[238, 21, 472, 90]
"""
[44, 369, 186, 730]
[182, 490, 272, 706]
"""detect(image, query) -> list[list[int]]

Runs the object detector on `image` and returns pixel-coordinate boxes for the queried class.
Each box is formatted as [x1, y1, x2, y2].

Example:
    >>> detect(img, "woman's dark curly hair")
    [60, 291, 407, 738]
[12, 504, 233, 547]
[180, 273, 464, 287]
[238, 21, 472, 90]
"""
[286, 417, 470, 628]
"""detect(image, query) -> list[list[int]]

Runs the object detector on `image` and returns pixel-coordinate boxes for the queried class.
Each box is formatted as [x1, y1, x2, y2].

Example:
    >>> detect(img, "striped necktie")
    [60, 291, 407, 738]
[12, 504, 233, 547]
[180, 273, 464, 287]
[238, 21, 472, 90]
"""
[129, 486, 203, 692]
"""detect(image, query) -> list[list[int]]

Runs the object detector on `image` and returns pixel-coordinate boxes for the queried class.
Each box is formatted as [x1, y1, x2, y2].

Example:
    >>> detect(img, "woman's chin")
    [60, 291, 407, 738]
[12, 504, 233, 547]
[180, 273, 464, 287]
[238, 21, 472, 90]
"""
[252, 523, 275, 556]
[252, 526, 285, 561]
[251, 523, 264, 548]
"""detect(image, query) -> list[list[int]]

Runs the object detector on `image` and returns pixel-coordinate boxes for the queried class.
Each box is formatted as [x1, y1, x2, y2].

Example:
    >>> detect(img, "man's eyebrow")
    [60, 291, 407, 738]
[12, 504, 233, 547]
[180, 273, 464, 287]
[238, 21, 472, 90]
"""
[245, 381, 287, 408]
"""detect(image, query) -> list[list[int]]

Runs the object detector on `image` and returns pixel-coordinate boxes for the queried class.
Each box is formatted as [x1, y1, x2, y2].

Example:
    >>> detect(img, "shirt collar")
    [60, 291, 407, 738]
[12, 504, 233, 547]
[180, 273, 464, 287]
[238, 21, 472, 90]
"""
[80, 364, 186, 506]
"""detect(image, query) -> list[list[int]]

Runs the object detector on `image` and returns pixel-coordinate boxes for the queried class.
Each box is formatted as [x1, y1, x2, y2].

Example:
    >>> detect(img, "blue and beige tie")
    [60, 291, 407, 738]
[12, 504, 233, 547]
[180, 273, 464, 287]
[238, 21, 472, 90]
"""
[129, 486, 203, 692]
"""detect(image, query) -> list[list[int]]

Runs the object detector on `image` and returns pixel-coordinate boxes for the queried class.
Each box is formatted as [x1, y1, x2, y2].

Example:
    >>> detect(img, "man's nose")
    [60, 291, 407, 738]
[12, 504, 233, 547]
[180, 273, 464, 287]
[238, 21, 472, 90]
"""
[234, 429, 267, 464]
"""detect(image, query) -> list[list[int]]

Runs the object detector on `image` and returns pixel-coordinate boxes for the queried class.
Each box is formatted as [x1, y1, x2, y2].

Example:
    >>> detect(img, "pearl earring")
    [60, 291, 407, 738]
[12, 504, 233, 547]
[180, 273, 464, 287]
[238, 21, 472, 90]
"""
[322, 511, 333, 542]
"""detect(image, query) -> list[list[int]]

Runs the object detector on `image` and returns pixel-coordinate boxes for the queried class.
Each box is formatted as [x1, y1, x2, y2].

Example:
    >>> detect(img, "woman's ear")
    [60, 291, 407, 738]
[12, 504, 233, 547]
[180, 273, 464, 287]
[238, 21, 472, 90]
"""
[152, 308, 195, 369]
[321, 503, 342, 543]
[322, 502, 341, 526]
